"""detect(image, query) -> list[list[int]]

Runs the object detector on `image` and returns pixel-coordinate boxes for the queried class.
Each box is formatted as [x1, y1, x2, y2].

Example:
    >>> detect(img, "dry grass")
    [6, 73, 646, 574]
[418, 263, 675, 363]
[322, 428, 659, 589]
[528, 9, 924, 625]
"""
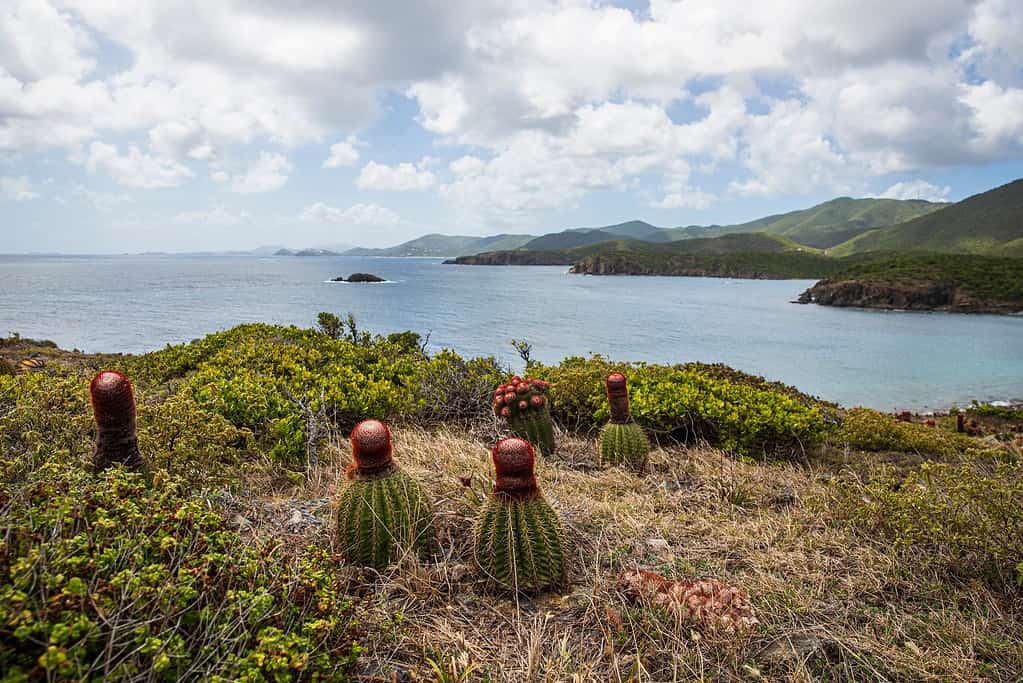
[224, 426, 1021, 682]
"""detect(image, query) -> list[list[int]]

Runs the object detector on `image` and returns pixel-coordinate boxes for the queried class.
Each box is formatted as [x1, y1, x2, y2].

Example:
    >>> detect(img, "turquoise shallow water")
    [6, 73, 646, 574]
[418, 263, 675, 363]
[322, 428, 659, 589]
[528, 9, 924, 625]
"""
[1, 254, 1021, 411]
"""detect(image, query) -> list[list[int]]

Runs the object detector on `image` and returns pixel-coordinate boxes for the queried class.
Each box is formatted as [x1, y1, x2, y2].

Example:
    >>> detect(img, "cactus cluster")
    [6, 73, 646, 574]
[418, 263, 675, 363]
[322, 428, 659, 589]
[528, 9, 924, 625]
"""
[335, 419, 438, 569]
[599, 372, 649, 469]
[473, 437, 567, 592]
[90, 371, 149, 475]
[493, 376, 556, 456]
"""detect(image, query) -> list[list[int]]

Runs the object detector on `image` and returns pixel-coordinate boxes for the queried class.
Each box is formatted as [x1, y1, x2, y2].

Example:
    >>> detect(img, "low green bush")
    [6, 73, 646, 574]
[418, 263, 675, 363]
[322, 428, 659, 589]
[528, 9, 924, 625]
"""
[532, 356, 825, 457]
[834, 408, 978, 457]
[0, 464, 362, 682]
[831, 456, 1023, 589]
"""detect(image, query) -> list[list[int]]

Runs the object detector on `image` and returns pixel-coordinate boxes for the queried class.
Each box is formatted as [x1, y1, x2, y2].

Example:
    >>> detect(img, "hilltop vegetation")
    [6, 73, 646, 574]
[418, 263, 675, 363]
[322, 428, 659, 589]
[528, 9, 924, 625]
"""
[799, 252, 1023, 314]
[2, 324, 1022, 680]
[831, 178, 1023, 257]
[674, 196, 946, 249]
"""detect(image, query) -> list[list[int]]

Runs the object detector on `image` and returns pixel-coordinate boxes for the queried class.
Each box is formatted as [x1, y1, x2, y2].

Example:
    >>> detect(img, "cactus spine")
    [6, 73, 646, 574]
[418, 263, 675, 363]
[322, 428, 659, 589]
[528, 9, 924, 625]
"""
[90, 371, 149, 474]
[493, 376, 555, 456]
[473, 437, 567, 591]
[335, 420, 437, 569]
[599, 372, 649, 469]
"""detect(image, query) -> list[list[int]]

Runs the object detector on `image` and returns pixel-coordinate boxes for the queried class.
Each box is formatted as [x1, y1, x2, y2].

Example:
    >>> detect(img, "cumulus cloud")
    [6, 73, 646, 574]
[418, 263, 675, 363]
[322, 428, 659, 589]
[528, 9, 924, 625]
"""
[879, 180, 952, 202]
[300, 201, 401, 227]
[356, 161, 435, 191]
[0, 175, 38, 200]
[84, 141, 194, 188]
[323, 136, 361, 168]
[2, 0, 1023, 239]
[221, 152, 292, 194]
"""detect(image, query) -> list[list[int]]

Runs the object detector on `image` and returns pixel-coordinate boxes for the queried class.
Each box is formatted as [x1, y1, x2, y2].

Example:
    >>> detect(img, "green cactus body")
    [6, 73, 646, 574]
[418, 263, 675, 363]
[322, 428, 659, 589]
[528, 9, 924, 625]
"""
[508, 408, 555, 457]
[335, 420, 437, 569]
[493, 376, 556, 456]
[336, 469, 437, 569]
[599, 421, 649, 468]
[599, 372, 649, 469]
[473, 438, 567, 592]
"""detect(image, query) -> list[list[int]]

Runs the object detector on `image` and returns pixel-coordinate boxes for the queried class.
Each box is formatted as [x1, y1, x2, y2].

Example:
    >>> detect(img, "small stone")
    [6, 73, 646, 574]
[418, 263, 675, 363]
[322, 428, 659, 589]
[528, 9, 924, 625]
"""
[232, 514, 252, 529]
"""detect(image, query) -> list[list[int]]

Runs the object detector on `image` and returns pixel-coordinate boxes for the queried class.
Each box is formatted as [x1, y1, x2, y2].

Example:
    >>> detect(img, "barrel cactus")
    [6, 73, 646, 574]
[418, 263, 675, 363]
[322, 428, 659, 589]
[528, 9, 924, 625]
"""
[90, 370, 149, 474]
[473, 437, 567, 592]
[335, 419, 437, 569]
[599, 372, 649, 469]
[493, 376, 555, 456]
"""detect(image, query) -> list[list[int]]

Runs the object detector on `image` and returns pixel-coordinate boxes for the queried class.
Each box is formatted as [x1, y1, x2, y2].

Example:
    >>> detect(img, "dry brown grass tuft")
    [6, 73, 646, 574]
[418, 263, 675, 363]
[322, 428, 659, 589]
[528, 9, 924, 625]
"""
[227, 427, 1023, 682]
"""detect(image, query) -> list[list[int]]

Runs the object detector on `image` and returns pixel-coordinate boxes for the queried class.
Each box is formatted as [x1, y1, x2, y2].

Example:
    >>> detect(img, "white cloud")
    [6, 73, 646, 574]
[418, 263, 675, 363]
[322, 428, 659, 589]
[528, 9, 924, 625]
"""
[323, 136, 361, 168]
[300, 201, 400, 227]
[879, 180, 952, 202]
[84, 141, 194, 188]
[223, 152, 292, 194]
[170, 206, 252, 225]
[356, 160, 435, 191]
[0, 175, 38, 200]
[70, 184, 132, 211]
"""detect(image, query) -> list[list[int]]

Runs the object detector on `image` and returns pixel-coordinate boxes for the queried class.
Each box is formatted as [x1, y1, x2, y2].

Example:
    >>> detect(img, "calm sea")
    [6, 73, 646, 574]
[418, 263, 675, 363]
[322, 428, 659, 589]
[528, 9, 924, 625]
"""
[1, 253, 1021, 411]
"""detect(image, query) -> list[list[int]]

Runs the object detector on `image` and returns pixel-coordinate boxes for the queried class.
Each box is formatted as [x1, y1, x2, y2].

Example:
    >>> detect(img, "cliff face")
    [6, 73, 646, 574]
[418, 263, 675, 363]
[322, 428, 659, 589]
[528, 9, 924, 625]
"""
[797, 279, 1020, 314]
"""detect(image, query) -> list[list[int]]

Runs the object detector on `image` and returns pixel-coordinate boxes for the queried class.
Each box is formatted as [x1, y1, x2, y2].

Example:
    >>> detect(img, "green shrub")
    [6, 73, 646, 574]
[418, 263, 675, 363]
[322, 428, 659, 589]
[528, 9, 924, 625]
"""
[835, 408, 978, 457]
[410, 350, 505, 424]
[0, 465, 362, 681]
[831, 456, 1023, 589]
[531, 356, 825, 457]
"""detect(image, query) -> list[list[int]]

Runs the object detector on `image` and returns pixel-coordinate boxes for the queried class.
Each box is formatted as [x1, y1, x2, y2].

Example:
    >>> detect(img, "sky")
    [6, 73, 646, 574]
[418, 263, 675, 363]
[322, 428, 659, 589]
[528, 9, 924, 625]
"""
[1, 0, 1022, 254]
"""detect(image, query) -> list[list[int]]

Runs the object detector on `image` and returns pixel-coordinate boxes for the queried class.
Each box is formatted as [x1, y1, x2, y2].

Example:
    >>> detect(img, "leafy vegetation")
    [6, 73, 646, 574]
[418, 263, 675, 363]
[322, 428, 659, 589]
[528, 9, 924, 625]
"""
[0, 465, 361, 682]
[530, 356, 826, 457]
[834, 407, 981, 457]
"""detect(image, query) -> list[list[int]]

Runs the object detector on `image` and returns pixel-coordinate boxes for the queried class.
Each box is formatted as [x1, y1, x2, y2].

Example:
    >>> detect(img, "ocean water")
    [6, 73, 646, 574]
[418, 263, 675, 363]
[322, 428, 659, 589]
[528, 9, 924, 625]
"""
[1, 253, 1021, 411]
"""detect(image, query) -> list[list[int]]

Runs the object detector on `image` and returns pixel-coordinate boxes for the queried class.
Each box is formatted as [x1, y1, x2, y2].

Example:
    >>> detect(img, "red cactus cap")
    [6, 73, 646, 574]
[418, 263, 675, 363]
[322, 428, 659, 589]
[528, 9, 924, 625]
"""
[606, 372, 631, 423]
[90, 371, 137, 430]
[349, 419, 396, 479]
[492, 437, 540, 500]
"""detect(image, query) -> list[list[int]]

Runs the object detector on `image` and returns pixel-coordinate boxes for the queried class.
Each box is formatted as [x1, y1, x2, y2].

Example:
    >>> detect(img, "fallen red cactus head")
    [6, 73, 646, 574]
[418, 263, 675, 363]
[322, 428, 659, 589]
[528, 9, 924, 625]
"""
[618, 569, 758, 632]
[606, 372, 631, 423]
[90, 370, 146, 472]
[492, 437, 539, 499]
[349, 419, 395, 478]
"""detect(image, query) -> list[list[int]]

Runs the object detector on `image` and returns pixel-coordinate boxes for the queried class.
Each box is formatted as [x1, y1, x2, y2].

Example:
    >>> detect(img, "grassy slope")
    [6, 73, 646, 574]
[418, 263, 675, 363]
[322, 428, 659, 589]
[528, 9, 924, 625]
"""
[667, 197, 946, 249]
[831, 178, 1023, 256]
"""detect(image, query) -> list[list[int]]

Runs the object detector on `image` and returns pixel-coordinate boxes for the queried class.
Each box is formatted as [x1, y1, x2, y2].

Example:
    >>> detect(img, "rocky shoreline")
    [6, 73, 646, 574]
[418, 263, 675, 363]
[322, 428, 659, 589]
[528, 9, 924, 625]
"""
[797, 279, 1022, 315]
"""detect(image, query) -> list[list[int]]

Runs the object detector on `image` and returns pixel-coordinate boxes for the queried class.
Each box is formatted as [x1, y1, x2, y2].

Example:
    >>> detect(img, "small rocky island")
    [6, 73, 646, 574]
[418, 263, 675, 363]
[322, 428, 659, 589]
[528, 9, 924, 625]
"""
[332, 273, 387, 283]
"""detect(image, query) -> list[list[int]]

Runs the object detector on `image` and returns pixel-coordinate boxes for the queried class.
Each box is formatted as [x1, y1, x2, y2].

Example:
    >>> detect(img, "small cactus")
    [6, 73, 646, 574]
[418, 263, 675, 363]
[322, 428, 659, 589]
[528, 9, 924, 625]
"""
[335, 420, 437, 569]
[599, 373, 649, 469]
[0, 358, 14, 376]
[473, 437, 567, 591]
[493, 376, 556, 456]
[90, 371, 149, 473]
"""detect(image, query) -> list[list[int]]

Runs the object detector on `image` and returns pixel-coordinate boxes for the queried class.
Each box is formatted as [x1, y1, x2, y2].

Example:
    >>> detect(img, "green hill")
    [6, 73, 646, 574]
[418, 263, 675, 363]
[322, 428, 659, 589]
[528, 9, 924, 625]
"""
[345, 233, 534, 257]
[667, 197, 946, 249]
[831, 178, 1023, 257]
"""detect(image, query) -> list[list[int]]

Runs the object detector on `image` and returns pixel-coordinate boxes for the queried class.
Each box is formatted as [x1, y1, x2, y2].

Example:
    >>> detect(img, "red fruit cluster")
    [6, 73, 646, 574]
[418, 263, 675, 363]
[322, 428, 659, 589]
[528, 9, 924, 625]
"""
[492, 375, 550, 420]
